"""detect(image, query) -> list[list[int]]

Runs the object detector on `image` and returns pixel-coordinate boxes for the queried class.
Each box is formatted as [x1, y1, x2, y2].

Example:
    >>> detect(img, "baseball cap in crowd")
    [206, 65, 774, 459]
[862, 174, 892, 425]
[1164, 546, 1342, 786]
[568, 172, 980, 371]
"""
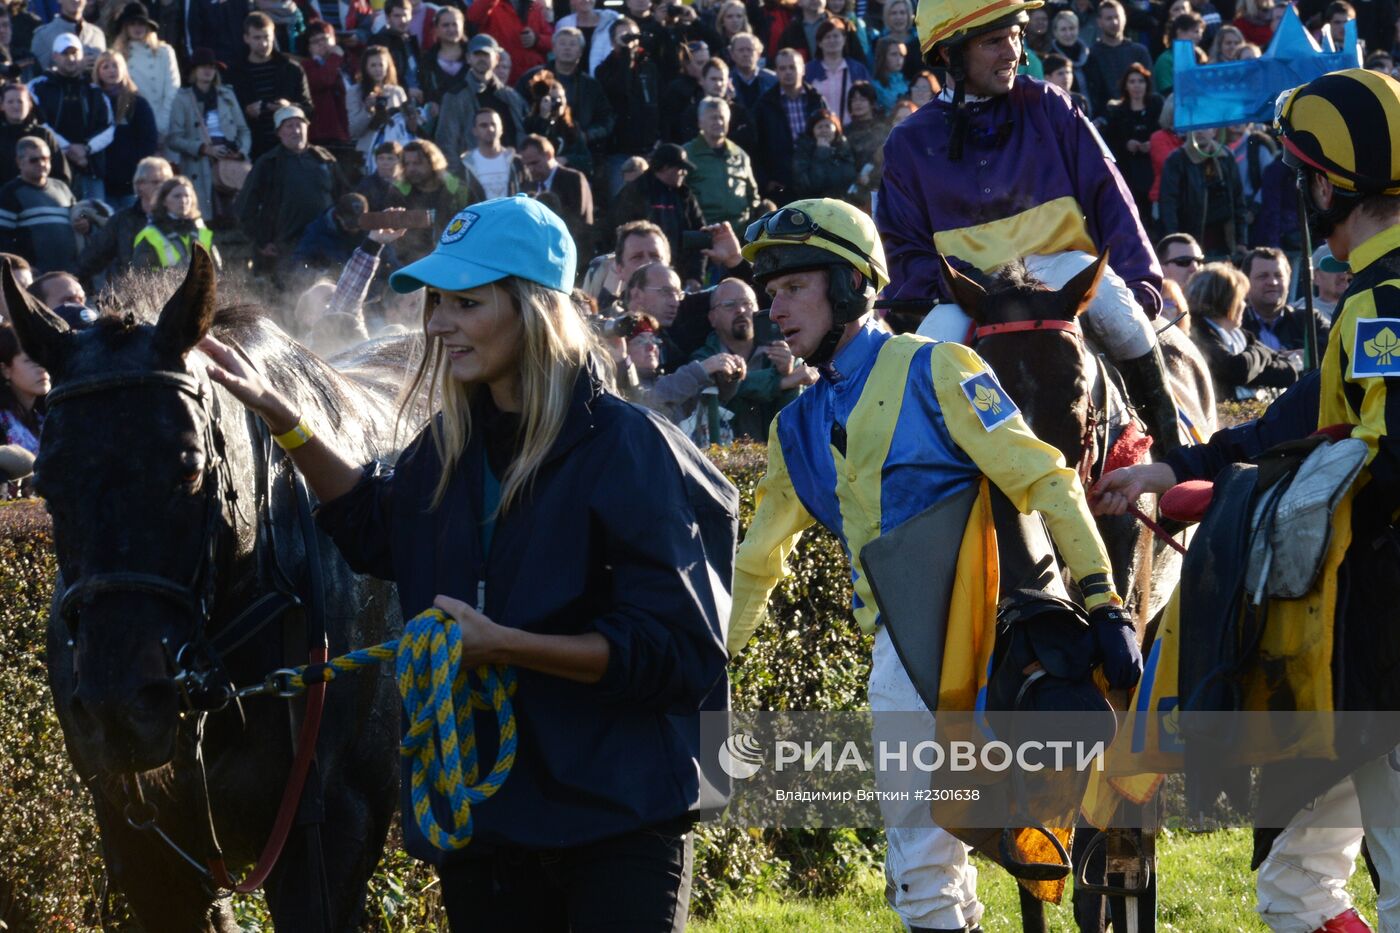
[1312, 244, 1349, 274]
[51, 34, 82, 56]
[649, 143, 695, 172]
[389, 195, 576, 295]
[273, 105, 307, 129]
[468, 34, 502, 54]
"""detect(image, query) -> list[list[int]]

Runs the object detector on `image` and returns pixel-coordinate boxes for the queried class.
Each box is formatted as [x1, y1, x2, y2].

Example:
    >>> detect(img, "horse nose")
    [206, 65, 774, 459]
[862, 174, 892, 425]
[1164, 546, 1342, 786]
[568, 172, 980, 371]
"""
[70, 676, 180, 771]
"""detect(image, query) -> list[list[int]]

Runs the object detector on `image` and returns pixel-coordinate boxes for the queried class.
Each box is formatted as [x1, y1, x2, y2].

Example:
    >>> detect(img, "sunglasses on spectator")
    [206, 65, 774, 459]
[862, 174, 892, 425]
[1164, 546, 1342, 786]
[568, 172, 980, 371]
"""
[1164, 255, 1205, 268]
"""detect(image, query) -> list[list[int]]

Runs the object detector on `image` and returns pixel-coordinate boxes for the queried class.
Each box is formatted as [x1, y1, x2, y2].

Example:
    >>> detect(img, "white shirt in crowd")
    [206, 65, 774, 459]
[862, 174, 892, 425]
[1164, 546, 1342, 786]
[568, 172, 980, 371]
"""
[466, 149, 514, 200]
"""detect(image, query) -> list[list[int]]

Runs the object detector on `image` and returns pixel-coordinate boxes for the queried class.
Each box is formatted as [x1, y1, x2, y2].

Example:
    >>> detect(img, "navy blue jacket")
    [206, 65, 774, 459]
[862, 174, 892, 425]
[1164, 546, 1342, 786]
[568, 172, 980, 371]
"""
[1162, 369, 1321, 482]
[315, 369, 736, 862]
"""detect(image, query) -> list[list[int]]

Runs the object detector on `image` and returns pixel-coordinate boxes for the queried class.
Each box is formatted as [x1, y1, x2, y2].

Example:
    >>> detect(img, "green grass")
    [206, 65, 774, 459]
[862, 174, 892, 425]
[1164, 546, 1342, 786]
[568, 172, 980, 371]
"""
[693, 828, 1380, 932]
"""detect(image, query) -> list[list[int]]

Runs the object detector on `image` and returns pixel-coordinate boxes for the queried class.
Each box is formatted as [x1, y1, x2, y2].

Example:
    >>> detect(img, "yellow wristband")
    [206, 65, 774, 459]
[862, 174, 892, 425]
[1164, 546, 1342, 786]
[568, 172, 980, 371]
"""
[273, 418, 314, 451]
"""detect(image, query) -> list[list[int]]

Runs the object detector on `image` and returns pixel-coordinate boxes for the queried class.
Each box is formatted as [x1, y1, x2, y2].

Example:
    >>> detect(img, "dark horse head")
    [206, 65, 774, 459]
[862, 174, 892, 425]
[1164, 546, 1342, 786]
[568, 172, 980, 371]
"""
[5, 251, 242, 773]
[939, 252, 1108, 469]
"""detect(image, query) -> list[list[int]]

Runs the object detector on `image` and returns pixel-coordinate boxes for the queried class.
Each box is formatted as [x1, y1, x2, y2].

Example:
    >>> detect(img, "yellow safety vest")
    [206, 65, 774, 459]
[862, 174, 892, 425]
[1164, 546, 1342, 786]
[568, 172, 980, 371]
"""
[133, 223, 214, 268]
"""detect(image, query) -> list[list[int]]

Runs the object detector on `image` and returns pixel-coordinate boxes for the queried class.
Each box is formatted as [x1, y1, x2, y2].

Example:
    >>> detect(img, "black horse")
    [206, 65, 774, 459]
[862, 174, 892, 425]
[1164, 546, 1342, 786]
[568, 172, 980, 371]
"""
[5, 253, 406, 931]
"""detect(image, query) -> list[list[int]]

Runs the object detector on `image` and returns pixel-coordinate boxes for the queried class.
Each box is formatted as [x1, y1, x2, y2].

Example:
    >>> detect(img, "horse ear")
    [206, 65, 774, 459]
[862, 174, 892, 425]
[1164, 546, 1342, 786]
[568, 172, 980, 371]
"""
[2, 260, 71, 371]
[154, 246, 218, 356]
[1061, 249, 1110, 319]
[939, 255, 987, 323]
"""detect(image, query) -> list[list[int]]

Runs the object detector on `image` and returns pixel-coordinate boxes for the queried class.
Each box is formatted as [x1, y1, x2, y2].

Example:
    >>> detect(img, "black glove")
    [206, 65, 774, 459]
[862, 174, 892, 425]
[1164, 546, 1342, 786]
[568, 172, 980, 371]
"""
[1090, 604, 1143, 690]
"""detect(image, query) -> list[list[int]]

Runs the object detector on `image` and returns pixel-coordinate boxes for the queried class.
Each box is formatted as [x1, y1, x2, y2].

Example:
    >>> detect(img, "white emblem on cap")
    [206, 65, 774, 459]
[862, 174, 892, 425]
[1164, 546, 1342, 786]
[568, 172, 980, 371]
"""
[440, 210, 479, 245]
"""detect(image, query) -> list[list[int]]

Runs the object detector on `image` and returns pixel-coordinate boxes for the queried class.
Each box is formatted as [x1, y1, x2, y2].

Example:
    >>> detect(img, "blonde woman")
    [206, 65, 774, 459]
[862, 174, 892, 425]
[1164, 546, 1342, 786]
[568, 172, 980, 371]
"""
[166, 47, 252, 221]
[714, 0, 751, 45]
[94, 49, 158, 209]
[112, 2, 180, 137]
[200, 194, 733, 933]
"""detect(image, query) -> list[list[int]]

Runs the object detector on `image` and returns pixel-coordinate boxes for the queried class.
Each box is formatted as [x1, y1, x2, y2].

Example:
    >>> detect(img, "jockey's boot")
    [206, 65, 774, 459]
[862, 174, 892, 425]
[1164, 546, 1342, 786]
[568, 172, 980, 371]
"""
[1313, 908, 1374, 933]
[1119, 344, 1183, 453]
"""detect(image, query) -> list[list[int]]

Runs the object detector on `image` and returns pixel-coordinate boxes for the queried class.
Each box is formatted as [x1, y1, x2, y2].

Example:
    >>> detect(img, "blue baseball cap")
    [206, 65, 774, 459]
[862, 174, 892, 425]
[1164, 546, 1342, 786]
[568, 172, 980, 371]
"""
[388, 195, 576, 295]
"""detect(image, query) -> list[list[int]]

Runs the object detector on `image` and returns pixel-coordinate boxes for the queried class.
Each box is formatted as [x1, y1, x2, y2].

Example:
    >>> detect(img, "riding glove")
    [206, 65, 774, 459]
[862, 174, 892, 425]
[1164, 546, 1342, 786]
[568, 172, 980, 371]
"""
[1089, 604, 1143, 690]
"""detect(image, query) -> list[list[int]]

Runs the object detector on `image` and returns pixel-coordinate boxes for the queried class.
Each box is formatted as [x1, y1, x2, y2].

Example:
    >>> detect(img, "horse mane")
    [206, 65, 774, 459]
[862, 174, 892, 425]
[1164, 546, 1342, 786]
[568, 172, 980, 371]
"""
[985, 260, 1050, 294]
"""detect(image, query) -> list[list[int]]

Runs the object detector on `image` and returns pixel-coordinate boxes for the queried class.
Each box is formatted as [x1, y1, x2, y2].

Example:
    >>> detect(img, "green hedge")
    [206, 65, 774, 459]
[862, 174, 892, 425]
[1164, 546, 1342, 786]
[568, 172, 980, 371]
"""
[0, 444, 876, 930]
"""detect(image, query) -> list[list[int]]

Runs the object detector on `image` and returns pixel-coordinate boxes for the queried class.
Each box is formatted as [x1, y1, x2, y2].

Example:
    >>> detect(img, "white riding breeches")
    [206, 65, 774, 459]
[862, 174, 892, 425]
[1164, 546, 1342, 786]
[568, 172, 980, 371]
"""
[870, 626, 983, 931]
[1258, 753, 1400, 933]
[913, 251, 1157, 363]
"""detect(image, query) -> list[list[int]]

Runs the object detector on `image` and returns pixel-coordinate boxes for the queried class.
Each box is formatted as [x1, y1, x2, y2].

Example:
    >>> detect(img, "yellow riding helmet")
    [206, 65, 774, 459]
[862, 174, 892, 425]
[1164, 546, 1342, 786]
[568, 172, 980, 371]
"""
[916, 0, 1043, 59]
[1277, 68, 1400, 196]
[741, 198, 890, 292]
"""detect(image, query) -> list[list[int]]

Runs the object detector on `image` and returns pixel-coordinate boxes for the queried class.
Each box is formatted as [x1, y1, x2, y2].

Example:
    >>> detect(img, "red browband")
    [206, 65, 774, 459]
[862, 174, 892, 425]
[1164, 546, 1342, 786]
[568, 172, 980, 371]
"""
[972, 319, 1081, 340]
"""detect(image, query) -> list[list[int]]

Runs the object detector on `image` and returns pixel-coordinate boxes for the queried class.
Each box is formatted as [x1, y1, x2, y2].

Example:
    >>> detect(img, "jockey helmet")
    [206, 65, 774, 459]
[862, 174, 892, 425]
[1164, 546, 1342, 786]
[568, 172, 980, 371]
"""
[917, 0, 1042, 60]
[1277, 68, 1400, 196]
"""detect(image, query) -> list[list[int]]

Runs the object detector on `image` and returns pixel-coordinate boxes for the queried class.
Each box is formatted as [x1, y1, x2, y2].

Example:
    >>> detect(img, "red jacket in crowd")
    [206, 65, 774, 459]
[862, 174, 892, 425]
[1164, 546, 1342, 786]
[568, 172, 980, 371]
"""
[466, 0, 553, 84]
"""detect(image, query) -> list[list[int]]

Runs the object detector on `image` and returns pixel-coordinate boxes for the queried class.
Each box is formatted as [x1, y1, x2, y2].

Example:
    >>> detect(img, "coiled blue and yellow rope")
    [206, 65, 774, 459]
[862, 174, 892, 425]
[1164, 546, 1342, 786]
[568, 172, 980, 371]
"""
[287, 607, 517, 851]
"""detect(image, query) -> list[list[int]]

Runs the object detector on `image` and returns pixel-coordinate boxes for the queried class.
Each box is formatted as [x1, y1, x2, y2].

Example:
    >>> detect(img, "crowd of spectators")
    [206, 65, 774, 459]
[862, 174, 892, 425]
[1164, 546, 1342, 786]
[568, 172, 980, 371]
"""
[0, 0, 1384, 476]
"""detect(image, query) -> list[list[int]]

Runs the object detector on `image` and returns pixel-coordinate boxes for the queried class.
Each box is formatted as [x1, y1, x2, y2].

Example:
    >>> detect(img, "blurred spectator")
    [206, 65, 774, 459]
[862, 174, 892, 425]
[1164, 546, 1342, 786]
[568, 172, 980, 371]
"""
[1208, 23, 1245, 60]
[1051, 10, 1091, 71]
[493, 48, 514, 87]
[791, 109, 854, 199]
[778, 0, 829, 63]
[1253, 154, 1302, 253]
[699, 58, 758, 153]
[556, 0, 620, 75]
[1187, 259, 1298, 401]
[419, 7, 469, 112]
[754, 48, 825, 199]
[612, 142, 706, 284]
[1043, 53, 1090, 115]
[1153, 12, 1204, 95]
[1237, 42, 1262, 59]
[661, 38, 710, 143]
[254, 0, 306, 58]
[586, 217, 669, 310]
[870, 35, 908, 111]
[236, 104, 346, 273]
[596, 17, 662, 196]
[31, 0, 104, 73]
[166, 47, 252, 222]
[1309, 244, 1352, 323]
[522, 73, 591, 173]
[825, 0, 872, 62]
[519, 133, 593, 258]
[1102, 62, 1160, 223]
[392, 138, 477, 262]
[1241, 246, 1331, 355]
[366, 0, 421, 97]
[94, 50, 158, 209]
[1148, 92, 1182, 212]
[623, 0, 671, 73]
[1026, 6, 1054, 57]
[714, 0, 752, 49]
[1159, 127, 1245, 259]
[76, 154, 170, 285]
[0, 323, 48, 473]
[1082, 0, 1151, 115]
[691, 277, 809, 439]
[29, 34, 113, 200]
[844, 82, 887, 208]
[874, 0, 921, 81]
[1233, 0, 1275, 46]
[354, 139, 401, 208]
[621, 154, 648, 186]
[132, 175, 220, 269]
[462, 109, 521, 199]
[29, 270, 84, 308]
[228, 11, 313, 159]
[111, 3, 178, 138]
[293, 190, 368, 270]
[1321, 0, 1356, 50]
[1160, 276, 1191, 333]
[684, 95, 760, 229]
[1224, 122, 1276, 241]
[301, 21, 351, 150]
[464, 0, 553, 85]
[0, 83, 70, 189]
[434, 33, 526, 173]
[6, 6, 39, 80]
[347, 44, 419, 173]
[186, 0, 250, 69]
[0, 137, 77, 273]
[1365, 49, 1396, 73]
[1156, 231, 1205, 289]
[514, 28, 614, 174]
[807, 16, 870, 124]
[908, 70, 938, 106]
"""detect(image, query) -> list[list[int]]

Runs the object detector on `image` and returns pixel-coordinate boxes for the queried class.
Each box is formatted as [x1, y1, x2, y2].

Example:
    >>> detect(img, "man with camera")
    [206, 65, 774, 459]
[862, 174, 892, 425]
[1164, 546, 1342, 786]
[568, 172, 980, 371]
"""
[611, 143, 708, 287]
[513, 27, 615, 165]
[597, 16, 662, 198]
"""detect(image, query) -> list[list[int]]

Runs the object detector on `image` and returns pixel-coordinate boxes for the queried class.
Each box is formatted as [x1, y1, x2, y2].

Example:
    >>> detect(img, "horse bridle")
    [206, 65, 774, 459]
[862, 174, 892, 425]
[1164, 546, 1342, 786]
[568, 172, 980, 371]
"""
[45, 368, 249, 710]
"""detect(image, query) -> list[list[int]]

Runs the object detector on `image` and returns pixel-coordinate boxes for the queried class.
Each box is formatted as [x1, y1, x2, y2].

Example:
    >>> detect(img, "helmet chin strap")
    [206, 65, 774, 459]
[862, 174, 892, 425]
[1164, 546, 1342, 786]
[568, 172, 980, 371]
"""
[1298, 168, 1358, 245]
[805, 325, 847, 371]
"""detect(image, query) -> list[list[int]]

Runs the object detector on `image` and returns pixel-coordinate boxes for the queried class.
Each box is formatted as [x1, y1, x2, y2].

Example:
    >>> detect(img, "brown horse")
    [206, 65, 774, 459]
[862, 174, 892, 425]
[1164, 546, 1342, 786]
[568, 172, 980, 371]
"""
[934, 253, 1216, 933]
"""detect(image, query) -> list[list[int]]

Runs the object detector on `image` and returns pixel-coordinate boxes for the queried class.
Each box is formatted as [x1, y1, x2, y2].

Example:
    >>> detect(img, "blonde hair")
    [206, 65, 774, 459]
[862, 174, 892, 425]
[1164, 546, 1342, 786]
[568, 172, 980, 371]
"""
[94, 50, 140, 122]
[399, 278, 613, 511]
[1185, 261, 1248, 326]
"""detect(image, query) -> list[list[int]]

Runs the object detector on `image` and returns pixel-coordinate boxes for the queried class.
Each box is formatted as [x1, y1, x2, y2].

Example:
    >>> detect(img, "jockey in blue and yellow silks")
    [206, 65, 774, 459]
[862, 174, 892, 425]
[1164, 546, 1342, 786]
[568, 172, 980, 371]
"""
[728, 198, 1142, 933]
